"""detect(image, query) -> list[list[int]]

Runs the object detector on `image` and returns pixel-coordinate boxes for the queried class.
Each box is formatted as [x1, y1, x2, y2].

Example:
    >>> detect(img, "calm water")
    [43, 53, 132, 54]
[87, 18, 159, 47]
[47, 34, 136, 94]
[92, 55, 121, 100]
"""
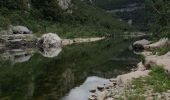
[0, 38, 140, 100]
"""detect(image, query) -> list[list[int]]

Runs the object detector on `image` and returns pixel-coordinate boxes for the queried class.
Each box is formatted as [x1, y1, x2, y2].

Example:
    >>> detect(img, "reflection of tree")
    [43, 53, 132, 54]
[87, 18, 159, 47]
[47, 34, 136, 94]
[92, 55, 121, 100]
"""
[62, 68, 75, 91]
[0, 39, 140, 99]
[25, 71, 35, 100]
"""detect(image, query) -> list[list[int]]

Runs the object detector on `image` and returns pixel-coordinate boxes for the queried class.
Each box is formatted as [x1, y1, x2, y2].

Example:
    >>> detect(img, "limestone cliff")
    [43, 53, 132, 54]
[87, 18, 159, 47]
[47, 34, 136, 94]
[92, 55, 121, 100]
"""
[57, 0, 71, 10]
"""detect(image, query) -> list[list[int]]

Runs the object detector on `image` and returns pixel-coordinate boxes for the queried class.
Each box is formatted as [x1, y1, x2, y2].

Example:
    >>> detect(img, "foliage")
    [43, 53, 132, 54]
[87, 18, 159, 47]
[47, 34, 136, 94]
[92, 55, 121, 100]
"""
[86, 0, 143, 10]
[0, 0, 29, 10]
[122, 66, 170, 99]
[150, 44, 170, 55]
[145, 0, 170, 38]
[130, 66, 170, 95]
[0, 0, 133, 38]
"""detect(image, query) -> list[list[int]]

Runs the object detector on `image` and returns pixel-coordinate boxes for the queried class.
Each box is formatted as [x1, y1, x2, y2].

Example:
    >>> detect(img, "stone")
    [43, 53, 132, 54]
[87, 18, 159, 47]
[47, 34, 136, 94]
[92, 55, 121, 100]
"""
[133, 39, 151, 46]
[39, 46, 62, 58]
[144, 38, 169, 48]
[9, 25, 32, 34]
[89, 89, 96, 93]
[91, 93, 97, 97]
[57, 0, 71, 10]
[145, 96, 153, 100]
[133, 39, 151, 52]
[88, 96, 97, 100]
[109, 79, 117, 82]
[38, 33, 62, 48]
[167, 90, 170, 93]
[97, 85, 105, 92]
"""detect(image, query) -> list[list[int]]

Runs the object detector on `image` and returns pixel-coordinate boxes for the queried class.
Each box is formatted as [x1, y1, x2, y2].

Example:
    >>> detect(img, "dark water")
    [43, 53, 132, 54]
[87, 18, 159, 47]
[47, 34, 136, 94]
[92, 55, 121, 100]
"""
[0, 38, 140, 100]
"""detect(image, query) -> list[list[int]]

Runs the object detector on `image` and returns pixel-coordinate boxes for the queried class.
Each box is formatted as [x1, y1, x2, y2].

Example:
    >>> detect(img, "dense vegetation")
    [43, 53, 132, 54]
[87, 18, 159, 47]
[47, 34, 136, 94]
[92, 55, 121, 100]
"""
[0, 0, 132, 38]
[86, 0, 144, 10]
[123, 66, 170, 99]
[145, 0, 170, 38]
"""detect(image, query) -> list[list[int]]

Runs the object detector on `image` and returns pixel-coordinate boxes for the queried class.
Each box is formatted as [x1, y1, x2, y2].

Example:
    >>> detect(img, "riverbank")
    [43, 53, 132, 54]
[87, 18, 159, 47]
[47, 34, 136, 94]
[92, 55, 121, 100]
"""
[88, 38, 170, 100]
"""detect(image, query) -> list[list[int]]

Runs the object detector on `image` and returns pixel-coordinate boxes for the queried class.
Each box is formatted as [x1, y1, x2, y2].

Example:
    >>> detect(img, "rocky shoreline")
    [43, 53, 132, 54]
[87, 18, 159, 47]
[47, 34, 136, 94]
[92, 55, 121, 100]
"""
[0, 25, 105, 62]
[88, 38, 170, 100]
[0, 25, 105, 49]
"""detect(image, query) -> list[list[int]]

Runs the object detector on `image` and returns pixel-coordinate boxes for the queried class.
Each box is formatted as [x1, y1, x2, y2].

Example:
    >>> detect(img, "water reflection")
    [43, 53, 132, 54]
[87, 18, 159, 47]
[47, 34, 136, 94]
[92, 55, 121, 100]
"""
[0, 46, 62, 63]
[0, 39, 140, 100]
[63, 76, 109, 100]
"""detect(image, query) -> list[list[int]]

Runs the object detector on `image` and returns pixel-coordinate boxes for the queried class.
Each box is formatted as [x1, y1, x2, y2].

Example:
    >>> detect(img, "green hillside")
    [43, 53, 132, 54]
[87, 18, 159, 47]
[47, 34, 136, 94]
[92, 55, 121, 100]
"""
[0, 0, 133, 38]
[85, 0, 144, 10]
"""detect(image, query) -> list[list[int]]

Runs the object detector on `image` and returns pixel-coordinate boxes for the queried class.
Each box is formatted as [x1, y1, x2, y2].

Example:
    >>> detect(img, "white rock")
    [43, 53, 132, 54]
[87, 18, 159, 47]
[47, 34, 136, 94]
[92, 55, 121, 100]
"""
[10, 25, 32, 34]
[144, 38, 169, 48]
[39, 46, 62, 58]
[116, 70, 150, 84]
[58, 0, 71, 10]
[133, 39, 151, 46]
[39, 33, 62, 48]
[137, 61, 146, 71]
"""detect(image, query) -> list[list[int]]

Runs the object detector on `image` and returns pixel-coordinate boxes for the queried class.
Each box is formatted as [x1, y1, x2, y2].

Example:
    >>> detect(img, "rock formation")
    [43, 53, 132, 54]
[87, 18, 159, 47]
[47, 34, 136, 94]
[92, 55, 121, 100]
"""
[144, 52, 170, 73]
[144, 38, 169, 49]
[38, 33, 62, 48]
[57, 0, 72, 10]
[9, 25, 32, 34]
[133, 39, 151, 52]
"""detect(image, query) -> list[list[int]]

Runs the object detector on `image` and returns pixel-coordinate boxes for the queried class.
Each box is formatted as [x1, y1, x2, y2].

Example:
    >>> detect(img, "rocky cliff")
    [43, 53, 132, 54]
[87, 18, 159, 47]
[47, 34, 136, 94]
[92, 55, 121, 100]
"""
[57, 0, 71, 10]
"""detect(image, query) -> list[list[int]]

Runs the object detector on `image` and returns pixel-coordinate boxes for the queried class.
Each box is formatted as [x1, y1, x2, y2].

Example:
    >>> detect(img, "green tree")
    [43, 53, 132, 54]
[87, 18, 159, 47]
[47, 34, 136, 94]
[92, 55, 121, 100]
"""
[145, 0, 170, 34]
[0, 0, 30, 10]
[31, 0, 63, 21]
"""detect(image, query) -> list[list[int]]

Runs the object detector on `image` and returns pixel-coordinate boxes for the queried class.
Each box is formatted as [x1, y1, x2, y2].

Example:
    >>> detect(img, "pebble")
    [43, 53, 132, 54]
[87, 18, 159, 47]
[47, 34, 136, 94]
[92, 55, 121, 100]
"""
[88, 96, 97, 100]
[157, 94, 162, 99]
[89, 89, 96, 93]
[145, 96, 153, 100]
[109, 79, 117, 82]
[97, 85, 105, 92]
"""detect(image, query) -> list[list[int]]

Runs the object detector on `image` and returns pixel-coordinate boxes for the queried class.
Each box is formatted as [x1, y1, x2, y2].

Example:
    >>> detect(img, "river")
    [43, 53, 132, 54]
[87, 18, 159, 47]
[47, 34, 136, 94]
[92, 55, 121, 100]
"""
[0, 38, 140, 100]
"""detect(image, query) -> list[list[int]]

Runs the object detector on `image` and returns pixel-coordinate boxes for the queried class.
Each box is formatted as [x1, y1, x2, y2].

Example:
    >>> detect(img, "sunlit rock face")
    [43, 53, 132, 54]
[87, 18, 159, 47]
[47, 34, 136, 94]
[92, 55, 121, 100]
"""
[57, 0, 71, 10]
[62, 76, 109, 100]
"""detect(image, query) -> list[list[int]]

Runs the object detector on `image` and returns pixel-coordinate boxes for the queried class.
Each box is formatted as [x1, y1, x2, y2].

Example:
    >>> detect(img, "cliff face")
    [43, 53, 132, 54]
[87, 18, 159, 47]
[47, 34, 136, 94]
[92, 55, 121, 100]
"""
[57, 0, 71, 10]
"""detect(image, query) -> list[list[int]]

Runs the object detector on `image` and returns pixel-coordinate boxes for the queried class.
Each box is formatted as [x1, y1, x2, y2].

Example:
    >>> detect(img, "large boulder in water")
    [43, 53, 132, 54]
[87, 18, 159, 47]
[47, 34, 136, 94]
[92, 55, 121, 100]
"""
[9, 25, 32, 34]
[38, 33, 62, 48]
[38, 33, 62, 58]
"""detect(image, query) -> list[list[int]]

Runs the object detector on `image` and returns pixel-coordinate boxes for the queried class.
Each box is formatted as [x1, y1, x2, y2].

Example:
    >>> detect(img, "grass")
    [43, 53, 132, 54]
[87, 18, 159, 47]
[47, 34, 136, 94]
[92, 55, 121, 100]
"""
[150, 44, 170, 56]
[124, 66, 170, 99]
